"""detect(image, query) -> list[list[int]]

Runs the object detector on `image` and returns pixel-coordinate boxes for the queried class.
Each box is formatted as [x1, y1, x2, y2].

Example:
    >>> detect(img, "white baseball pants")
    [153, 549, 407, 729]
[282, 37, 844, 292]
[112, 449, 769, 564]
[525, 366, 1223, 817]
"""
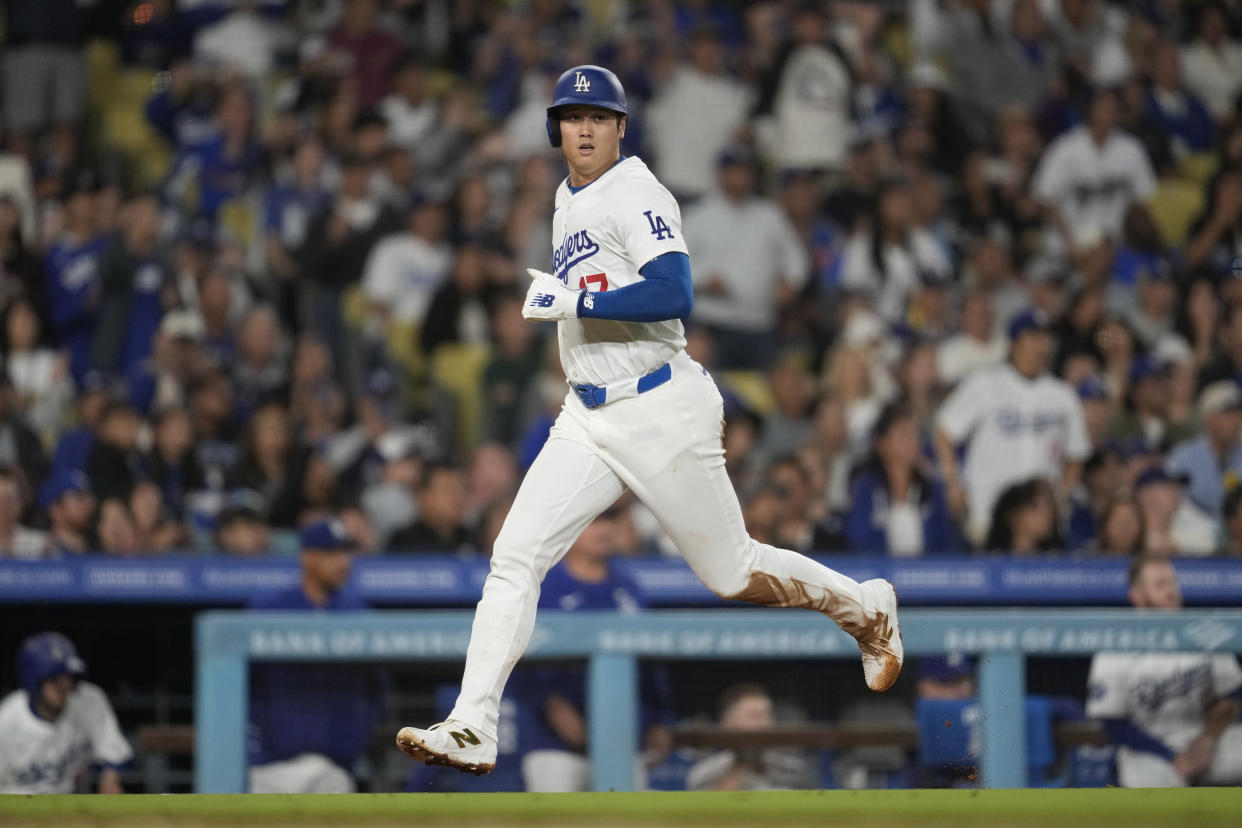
[1117, 725, 1242, 787]
[450, 351, 870, 739]
[248, 753, 355, 793]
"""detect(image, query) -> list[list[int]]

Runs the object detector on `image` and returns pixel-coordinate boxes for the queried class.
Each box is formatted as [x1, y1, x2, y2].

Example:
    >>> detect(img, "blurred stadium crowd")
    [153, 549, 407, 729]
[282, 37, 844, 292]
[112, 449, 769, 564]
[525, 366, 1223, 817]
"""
[1, 0, 1242, 561]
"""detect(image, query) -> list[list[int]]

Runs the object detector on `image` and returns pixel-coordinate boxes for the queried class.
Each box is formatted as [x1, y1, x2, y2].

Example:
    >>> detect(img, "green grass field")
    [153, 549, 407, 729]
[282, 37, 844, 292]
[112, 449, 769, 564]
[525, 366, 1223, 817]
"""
[2, 789, 1240, 828]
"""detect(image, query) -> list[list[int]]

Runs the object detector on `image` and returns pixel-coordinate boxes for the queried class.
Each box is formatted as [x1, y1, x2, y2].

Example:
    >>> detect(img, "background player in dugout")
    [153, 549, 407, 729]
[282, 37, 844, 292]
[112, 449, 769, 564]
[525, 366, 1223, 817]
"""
[0, 632, 132, 793]
[397, 65, 902, 776]
[1087, 556, 1242, 787]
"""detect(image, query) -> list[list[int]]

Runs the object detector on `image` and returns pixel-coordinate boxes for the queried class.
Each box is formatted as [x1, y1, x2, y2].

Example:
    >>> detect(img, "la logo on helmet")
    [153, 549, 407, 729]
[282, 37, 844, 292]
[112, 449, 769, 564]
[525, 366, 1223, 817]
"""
[574, 71, 591, 92]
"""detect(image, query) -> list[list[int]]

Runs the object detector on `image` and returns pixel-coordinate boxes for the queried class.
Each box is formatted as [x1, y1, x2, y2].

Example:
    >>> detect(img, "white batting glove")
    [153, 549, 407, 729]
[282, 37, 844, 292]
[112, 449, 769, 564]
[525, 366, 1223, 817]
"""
[522, 267, 582, 321]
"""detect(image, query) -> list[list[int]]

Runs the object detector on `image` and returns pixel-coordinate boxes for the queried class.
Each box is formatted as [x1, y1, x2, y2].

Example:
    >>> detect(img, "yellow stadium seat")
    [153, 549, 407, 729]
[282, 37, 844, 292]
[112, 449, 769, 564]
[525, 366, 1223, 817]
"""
[341, 285, 367, 328]
[430, 342, 492, 455]
[217, 198, 257, 251]
[385, 320, 427, 384]
[720, 370, 775, 416]
[93, 67, 175, 186]
[85, 40, 122, 117]
[884, 21, 913, 70]
[1178, 152, 1217, 186]
[1148, 178, 1204, 247]
[341, 289, 427, 384]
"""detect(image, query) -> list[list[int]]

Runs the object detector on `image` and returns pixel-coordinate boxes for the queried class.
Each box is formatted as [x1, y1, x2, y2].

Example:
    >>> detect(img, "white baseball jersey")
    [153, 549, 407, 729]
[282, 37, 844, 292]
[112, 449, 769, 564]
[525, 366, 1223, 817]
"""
[1087, 652, 1242, 752]
[936, 363, 1090, 539]
[361, 233, 452, 325]
[1031, 125, 1156, 244]
[550, 156, 689, 387]
[0, 682, 133, 793]
[682, 193, 807, 331]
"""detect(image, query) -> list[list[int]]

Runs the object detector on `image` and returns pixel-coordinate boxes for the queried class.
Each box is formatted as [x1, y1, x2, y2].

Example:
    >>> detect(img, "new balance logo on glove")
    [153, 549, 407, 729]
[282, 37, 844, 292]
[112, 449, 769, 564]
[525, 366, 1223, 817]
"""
[522, 268, 581, 321]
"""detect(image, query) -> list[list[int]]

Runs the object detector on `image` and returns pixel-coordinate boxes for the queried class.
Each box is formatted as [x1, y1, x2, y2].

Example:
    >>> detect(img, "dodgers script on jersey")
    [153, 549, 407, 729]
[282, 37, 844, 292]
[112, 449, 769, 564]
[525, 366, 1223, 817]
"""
[0, 683, 133, 793]
[551, 157, 689, 386]
[936, 363, 1090, 539]
[1088, 653, 1242, 750]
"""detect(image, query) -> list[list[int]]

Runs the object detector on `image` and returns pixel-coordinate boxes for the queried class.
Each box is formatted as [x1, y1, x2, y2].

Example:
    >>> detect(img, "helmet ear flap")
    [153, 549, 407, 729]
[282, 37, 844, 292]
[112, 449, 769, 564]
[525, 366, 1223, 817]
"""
[547, 115, 561, 148]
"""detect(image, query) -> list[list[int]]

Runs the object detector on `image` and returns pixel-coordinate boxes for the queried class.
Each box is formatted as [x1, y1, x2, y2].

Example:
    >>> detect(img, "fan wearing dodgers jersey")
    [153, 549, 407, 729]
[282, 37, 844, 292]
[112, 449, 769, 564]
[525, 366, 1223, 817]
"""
[396, 64, 903, 776]
[0, 632, 132, 793]
[1087, 557, 1242, 787]
[934, 308, 1091, 547]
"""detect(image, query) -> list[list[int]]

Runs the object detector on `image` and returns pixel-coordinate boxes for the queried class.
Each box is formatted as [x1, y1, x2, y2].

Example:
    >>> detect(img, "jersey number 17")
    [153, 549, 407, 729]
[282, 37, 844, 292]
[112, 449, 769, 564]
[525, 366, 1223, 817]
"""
[578, 273, 608, 291]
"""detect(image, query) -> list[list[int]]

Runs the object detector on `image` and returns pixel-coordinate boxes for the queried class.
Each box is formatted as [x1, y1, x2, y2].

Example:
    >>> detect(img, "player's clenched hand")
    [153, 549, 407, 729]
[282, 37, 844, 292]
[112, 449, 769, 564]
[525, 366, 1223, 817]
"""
[1173, 735, 1215, 782]
[522, 267, 582, 321]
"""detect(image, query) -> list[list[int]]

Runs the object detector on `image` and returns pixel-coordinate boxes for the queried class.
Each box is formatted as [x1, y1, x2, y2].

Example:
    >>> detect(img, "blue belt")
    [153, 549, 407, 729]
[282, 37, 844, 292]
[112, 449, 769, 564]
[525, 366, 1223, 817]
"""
[571, 362, 672, 409]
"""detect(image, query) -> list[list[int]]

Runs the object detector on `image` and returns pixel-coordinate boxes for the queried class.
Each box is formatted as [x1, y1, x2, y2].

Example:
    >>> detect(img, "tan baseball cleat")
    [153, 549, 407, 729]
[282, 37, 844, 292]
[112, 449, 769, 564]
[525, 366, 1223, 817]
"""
[396, 720, 497, 776]
[856, 579, 904, 692]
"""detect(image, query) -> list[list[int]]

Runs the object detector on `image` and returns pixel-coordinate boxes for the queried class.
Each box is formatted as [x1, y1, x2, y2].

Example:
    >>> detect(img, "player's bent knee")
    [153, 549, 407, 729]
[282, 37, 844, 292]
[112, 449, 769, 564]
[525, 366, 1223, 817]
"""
[485, 544, 545, 588]
[703, 569, 755, 603]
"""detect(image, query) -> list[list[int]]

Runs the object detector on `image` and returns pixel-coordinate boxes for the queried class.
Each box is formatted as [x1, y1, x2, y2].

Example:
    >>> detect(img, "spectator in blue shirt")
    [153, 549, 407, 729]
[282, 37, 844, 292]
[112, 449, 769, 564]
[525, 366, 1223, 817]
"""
[1144, 41, 1215, 156]
[40, 469, 95, 556]
[262, 136, 332, 327]
[247, 518, 383, 793]
[162, 82, 264, 220]
[845, 400, 958, 556]
[143, 58, 217, 149]
[1167, 381, 1242, 517]
[90, 194, 171, 387]
[43, 170, 108, 388]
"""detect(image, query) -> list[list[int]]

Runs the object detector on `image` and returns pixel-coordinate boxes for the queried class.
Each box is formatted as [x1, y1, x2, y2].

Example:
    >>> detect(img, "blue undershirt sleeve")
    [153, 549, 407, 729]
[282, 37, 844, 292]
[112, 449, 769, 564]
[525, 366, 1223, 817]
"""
[576, 252, 694, 322]
[1101, 718, 1177, 761]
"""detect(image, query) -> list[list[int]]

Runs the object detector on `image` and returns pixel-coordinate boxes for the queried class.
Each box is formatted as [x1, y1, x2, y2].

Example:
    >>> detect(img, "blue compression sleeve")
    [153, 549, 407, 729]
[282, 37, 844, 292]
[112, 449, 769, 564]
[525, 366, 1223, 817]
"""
[1101, 719, 1176, 761]
[576, 252, 694, 322]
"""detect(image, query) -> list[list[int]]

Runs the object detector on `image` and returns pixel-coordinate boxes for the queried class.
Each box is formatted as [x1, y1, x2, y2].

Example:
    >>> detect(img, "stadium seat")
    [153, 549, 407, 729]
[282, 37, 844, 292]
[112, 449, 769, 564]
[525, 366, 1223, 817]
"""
[1147, 178, 1204, 247]
[217, 197, 259, 253]
[85, 40, 122, 119]
[430, 342, 492, 455]
[384, 320, 428, 385]
[720, 370, 775, 416]
[1177, 152, 1217, 187]
[341, 288, 428, 384]
[99, 67, 172, 187]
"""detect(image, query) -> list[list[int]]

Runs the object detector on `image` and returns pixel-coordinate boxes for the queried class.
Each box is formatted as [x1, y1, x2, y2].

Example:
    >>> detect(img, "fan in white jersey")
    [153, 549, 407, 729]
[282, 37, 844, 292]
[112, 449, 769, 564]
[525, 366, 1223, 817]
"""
[0, 632, 132, 793]
[1087, 557, 1242, 787]
[395, 64, 903, 777]
[1030, 87, 1157, 255]
[934, 308, 1090, 546]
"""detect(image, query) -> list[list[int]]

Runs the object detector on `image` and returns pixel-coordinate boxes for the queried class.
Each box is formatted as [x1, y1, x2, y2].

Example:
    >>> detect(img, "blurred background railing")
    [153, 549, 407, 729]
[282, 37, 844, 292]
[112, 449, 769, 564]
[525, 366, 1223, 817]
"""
[193, 608, 1242, 793]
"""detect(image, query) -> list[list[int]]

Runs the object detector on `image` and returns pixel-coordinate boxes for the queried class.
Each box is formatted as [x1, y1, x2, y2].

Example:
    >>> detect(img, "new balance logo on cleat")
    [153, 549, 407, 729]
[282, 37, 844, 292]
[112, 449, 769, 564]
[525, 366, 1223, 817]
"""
[532, 293, 556, 308]
[450, 728, 480, 749]
[396, 720, 497, 776]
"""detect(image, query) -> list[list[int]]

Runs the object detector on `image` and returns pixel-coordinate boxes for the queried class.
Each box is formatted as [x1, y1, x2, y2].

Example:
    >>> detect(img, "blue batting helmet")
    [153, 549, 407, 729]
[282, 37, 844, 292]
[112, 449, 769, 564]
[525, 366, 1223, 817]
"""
[18, 632, 86, 698]
[545, 65, 628, 148]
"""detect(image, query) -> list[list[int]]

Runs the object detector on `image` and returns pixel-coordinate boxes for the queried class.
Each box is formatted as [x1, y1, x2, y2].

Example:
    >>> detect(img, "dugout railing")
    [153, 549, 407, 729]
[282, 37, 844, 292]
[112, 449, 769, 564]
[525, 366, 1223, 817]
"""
[194, 608, 1242, 793]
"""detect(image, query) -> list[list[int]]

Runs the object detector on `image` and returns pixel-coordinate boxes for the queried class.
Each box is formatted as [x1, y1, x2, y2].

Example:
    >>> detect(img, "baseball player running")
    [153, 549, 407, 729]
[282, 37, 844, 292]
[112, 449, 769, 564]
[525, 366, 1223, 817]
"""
[397, 65, 902, 776]
[0, 632, 132, 793]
